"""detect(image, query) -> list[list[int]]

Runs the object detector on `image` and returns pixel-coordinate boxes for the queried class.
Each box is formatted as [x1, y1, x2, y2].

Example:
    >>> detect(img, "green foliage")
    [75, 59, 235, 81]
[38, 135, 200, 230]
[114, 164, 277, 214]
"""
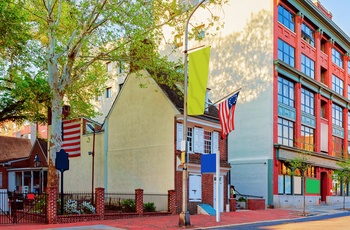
[334, 158, 350, 184]
[237, 197, 246, 202]
[143, 202, 156, 212]
[32, 194, 46, 214]
[286, 154, 311, 177]
[122, 199, 136, 212]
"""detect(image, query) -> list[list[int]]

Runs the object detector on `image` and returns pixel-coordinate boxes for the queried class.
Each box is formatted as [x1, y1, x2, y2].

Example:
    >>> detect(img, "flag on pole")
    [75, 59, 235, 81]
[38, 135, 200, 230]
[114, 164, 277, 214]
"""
[218, 91, 239, 139]
[62, 118, 81, 157]
[187, 46, 210, 115]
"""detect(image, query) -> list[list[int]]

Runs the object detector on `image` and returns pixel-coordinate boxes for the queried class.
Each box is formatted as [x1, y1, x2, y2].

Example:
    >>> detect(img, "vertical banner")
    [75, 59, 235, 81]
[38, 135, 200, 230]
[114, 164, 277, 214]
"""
[188, 46, 210, 115]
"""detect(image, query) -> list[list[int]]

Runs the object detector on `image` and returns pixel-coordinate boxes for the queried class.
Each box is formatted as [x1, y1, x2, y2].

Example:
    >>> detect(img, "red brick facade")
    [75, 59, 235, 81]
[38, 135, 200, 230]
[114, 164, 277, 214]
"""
[174, 137, 229, 215]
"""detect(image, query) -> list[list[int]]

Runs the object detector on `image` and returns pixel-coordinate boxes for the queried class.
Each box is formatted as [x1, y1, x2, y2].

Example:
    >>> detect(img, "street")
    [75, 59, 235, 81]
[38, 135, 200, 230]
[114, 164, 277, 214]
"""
[209, 211, 350, 230]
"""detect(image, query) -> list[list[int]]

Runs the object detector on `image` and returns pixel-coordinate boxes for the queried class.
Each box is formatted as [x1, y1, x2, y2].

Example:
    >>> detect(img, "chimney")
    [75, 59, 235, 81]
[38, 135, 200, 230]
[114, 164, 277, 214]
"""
[312, 0, 332, 19]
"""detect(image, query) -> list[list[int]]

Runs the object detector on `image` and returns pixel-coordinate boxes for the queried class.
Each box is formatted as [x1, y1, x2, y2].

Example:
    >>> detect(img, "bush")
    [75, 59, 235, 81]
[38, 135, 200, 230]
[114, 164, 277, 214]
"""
[143, 202, 156, 212]
[122, 199, 136, 212]
[237, 197, 247, 202]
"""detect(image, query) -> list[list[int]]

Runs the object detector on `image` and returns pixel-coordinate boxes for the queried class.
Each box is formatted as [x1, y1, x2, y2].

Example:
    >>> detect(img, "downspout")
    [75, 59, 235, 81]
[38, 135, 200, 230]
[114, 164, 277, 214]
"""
[103, 118, 109, 192]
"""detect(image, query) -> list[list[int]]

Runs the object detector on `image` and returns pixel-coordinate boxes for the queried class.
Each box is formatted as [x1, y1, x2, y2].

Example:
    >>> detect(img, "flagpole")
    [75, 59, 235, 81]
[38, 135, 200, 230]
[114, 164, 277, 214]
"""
[179, 0, 206, 227]
[205, 87, 242, 110]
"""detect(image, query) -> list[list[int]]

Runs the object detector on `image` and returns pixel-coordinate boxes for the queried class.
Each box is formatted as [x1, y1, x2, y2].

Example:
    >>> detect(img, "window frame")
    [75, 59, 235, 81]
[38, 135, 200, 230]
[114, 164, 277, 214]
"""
[332, 74, 344, 96]
[278, 39, 295, 67]
[301, 125, 315, 151]
[278, 117, 294, 147]
[301, 87, 315, 115]
[332, 48, 343, 68]
[278, 76, 295, 107]
[301, 54, 315, 79]
[106, 87, 112, 98]
[332, 103, 343, 127]
[278, 5, 295, 32]
[301, 23, 315, 47]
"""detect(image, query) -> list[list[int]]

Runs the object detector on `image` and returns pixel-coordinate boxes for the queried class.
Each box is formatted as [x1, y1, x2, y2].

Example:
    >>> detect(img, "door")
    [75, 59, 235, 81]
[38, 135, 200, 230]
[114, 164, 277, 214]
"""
[213, 176, 224, 212]
[321, 172, 327, 202]
[8, 172, 16, 192]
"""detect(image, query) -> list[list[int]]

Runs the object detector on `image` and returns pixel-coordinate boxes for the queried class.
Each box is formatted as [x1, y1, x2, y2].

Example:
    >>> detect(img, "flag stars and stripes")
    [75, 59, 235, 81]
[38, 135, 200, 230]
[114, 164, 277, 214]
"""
[218, 91, 240, 139]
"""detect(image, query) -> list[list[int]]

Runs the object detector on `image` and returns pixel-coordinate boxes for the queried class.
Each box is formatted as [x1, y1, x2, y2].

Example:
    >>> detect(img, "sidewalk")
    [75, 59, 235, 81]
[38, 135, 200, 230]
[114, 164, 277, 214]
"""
[3, 204, 348, 230]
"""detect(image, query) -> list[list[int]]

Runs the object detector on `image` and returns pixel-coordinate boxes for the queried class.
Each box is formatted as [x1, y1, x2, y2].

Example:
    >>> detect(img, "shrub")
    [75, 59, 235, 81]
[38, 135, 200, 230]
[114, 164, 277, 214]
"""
[122, 199, 136, 212]
[143, 202, 156, 212]
[237, 197, 247, 202]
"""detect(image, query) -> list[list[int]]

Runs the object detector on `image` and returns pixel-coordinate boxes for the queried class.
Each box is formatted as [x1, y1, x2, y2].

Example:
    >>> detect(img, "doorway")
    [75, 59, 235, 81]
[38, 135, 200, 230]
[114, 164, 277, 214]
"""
[320, 172, 327, 203]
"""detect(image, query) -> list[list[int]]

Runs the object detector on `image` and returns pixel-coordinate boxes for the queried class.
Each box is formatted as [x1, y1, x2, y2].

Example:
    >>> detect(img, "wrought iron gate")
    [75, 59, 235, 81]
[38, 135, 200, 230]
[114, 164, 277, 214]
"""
[0, 191, 47, 224]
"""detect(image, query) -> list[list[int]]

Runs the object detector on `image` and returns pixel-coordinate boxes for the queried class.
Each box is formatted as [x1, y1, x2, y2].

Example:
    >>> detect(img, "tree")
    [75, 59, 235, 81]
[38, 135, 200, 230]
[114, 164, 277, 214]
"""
[334, 158, 350, 210]
[287, 153, 311, 216]
[5, 0, 226, 187]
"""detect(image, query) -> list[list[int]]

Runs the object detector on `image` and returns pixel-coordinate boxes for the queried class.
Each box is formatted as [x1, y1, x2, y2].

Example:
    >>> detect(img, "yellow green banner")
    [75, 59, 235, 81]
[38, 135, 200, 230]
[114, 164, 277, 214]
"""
[187, 46, 210, 115]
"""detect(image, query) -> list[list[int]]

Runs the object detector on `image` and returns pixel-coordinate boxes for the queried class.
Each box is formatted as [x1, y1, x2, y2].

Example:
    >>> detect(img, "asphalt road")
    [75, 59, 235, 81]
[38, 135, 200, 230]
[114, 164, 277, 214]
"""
[210, 211, 350, 230]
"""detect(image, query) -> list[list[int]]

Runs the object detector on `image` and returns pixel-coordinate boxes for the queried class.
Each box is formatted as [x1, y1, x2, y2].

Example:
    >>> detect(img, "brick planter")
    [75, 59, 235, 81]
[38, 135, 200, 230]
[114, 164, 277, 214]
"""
[229, 199, 236, 212]
[247, 199, 265, 210]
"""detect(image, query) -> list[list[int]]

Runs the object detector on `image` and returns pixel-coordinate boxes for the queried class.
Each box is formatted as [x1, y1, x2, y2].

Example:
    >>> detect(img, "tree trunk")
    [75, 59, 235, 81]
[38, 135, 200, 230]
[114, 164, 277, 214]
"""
[302, 176, 306, 216]
[47, 90, 63, 187]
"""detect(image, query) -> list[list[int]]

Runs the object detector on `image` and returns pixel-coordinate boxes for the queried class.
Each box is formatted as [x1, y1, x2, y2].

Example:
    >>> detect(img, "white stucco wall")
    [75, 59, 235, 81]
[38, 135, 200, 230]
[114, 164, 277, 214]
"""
[64, 131, 105, 192]
[161, 0, 274, 201]
[106, 70, 178, 193]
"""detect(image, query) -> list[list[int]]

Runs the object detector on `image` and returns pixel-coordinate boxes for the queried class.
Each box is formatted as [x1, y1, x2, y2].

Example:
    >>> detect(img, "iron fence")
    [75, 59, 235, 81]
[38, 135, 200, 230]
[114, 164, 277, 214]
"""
[58, 192, 95, 215]
[104, 192, 136, 213]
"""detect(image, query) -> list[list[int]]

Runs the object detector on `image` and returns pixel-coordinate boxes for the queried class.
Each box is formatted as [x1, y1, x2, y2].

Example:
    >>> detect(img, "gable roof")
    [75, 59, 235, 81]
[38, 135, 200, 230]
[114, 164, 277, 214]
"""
[156, 78, 219, 122]
[0, 136, 32, 162]
[102, 69, 220, 128]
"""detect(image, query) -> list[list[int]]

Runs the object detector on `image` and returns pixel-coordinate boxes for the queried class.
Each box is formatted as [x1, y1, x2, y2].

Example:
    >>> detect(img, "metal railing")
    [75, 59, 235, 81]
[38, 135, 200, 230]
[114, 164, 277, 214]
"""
[104, 192, 136, 213]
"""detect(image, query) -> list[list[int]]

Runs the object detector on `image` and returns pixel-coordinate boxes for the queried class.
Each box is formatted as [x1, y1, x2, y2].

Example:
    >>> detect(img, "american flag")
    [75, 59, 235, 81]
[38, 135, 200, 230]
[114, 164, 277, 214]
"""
[218, 91, 239, 139]
[62, 119, 81, 157]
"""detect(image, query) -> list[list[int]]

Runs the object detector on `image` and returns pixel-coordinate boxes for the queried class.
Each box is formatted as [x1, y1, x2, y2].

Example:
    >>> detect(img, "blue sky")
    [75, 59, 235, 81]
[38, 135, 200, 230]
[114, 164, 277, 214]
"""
[319, 0, 350, 35]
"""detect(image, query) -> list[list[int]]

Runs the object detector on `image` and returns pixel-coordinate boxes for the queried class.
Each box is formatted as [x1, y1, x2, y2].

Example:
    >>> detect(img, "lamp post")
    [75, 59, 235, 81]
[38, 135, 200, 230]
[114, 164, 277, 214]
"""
[34, 154, 42, 193]
[179, 0, 207, 227]
[87, 124, 96, 205]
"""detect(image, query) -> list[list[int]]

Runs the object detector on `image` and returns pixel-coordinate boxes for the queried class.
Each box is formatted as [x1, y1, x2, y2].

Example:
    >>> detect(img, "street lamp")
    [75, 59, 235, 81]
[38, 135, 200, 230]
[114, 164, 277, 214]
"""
[34, 154, 43, 193]
[87, 123, 96, 205]
[34, 154, 41, 167]
[179, 0, 207, 227]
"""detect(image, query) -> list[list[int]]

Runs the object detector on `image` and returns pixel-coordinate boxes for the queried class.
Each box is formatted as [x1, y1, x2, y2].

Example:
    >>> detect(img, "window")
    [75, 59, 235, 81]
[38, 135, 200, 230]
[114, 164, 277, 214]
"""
[195, 24, 205, 40]
[301, 88, 314, 115]
[332, 48, 343, 68]
[106, 87, 112, 98]
[348, 61, 350, 74]
[106, 62, 114, 72]
[176, 123, 218, 154]
[348, 85, 350, 100]
[278, 76, 294, 107]
[278, 117, 294, 147]
[332, 103, 343, 127]
[332, 74, 343, 95]
[187, 127, 193, 153]
[4, 125, 8, 134]
[204, 131, 212, 154]
[301, 54, 315, 78]
[174, 34, 183, 48]
[189, 174, 202, 201]
[278, 5, 295, 32]
[95, 94, 102, 101]
[332, 136, 343, 157]
[278, 39, 295, 67]
[301, 23, 314, 47]
[332, 175, 341, 195]
[301, 125, 314, 151]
